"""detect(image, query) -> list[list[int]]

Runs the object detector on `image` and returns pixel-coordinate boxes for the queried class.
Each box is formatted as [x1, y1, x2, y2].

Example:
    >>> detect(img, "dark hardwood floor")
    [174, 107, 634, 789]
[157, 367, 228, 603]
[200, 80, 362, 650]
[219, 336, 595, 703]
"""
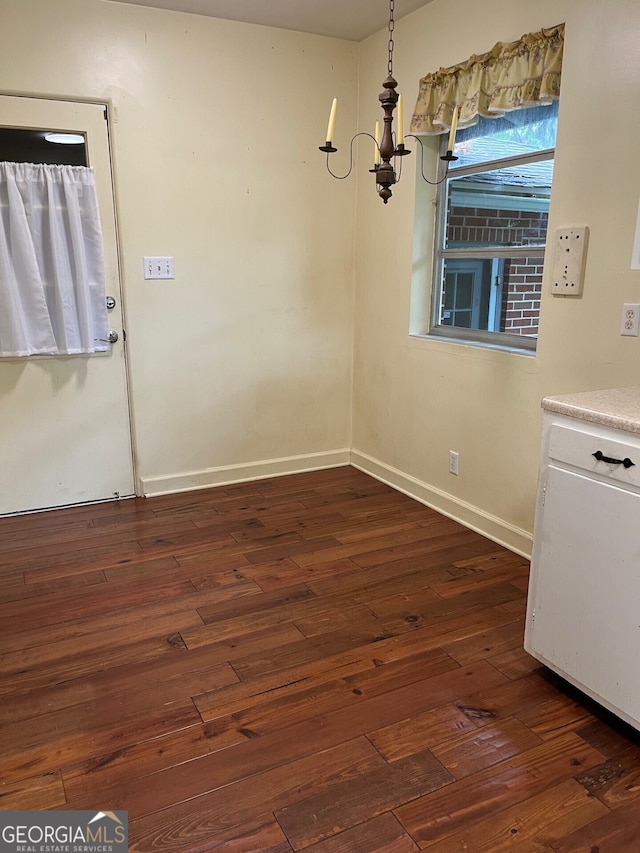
[1, 466, 639, 852]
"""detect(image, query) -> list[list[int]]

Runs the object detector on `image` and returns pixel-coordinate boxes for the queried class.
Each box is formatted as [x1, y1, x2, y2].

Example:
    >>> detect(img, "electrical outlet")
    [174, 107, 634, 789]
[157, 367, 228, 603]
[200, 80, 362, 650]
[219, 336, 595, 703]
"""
[449, 450, 459, 476]
[143, 256, 175, 280]
[621, 303, 640, 336]
[551, 227, 589, 296]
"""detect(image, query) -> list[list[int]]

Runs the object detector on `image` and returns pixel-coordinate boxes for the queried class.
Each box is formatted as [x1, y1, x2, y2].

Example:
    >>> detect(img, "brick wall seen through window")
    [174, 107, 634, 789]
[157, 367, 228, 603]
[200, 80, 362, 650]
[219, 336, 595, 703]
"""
[447, 203, 547, 336]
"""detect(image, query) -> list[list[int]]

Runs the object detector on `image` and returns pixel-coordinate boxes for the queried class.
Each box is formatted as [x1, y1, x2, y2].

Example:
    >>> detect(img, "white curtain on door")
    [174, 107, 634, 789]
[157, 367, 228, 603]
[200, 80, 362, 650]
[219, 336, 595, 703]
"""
[0, 161, 110, 357]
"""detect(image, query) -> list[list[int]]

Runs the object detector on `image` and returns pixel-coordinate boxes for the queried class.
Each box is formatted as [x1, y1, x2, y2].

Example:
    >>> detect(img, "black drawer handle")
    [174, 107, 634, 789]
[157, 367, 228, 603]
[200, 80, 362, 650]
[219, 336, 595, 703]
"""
[592, 450, 636, 469]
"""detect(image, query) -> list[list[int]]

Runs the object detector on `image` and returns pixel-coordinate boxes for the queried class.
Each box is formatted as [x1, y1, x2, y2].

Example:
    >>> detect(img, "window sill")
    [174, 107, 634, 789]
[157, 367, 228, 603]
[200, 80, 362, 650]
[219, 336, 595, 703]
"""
[409, 329, 537, 357]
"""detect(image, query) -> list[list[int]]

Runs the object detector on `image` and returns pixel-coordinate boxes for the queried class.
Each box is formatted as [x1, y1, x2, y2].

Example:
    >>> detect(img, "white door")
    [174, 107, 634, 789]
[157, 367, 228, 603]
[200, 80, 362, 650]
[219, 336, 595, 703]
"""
[0, 95, 135, 514]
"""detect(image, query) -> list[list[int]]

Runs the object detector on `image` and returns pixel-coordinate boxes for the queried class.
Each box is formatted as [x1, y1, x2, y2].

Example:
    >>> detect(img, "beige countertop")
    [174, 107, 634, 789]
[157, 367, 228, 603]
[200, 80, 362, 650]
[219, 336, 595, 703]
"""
[542, 386, 640, 434]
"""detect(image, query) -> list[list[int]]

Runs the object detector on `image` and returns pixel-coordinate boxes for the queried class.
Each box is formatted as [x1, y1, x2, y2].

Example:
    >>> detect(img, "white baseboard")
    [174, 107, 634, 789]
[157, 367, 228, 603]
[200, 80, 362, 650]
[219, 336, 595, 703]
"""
[140, 446, 532, 558]
[350, 449, 532, 559]
[140, 449, 351, 497]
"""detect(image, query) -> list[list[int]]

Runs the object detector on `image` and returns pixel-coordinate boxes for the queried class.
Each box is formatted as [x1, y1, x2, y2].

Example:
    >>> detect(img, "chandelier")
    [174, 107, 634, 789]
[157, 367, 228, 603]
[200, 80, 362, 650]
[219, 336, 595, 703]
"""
[319, 0, 458, 203]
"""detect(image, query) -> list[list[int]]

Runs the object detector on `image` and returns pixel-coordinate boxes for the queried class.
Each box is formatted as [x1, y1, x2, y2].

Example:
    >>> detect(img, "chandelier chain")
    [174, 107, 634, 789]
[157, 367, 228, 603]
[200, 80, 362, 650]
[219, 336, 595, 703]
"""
[387, 0, 395, 76]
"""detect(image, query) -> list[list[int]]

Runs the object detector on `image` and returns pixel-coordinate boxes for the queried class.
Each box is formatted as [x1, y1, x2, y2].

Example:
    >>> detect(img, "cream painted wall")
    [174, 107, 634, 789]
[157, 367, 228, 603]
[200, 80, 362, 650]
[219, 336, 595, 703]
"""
[3, 0, 639, 549]
[1, 0, 358, 494]
[353, 0, 640, 553]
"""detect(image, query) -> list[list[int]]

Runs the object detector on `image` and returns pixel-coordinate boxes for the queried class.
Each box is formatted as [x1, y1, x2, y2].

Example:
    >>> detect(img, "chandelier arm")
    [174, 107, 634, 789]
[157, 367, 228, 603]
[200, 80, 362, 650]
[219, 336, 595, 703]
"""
[325, 132, 378, 180]
[405, 134, 451, 186]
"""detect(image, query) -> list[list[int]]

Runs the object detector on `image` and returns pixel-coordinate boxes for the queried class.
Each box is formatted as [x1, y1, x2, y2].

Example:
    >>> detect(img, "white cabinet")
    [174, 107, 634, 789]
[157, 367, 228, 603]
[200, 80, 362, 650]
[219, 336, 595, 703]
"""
[525, 391, 640, 731]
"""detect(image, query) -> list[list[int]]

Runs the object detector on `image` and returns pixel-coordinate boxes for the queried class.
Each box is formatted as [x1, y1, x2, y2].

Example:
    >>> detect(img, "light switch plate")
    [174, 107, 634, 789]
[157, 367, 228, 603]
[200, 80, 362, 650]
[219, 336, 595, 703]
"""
[143, 256, 175, 280]
[551, 227, 589, 296]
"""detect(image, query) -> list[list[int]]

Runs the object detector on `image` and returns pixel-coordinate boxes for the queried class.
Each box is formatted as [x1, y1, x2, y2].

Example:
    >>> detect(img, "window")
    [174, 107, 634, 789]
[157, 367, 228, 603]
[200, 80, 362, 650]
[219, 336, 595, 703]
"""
[426, 104, 558, 350]
[0, 127, 87, 166]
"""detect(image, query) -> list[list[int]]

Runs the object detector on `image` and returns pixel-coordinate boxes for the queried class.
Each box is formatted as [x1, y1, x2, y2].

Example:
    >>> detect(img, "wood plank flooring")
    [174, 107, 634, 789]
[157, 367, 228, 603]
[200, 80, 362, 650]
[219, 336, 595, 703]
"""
[1, 466, 639, 851]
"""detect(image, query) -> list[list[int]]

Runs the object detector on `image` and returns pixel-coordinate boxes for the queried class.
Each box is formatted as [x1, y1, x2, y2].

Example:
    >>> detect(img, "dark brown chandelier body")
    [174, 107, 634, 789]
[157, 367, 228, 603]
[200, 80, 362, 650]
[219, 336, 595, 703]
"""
[374, 75, 399, 202]
[319, 0, 456, 204]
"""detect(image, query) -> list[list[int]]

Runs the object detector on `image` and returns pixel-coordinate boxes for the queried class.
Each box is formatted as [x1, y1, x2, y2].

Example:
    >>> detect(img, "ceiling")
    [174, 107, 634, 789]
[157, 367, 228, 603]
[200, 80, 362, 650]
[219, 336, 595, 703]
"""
[104, 0, 434, 42]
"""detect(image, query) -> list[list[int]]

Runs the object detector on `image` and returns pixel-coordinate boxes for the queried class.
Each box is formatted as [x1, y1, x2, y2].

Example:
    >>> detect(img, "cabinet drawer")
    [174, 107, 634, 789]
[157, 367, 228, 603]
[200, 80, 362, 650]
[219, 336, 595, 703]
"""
[548, 424, 640, 487]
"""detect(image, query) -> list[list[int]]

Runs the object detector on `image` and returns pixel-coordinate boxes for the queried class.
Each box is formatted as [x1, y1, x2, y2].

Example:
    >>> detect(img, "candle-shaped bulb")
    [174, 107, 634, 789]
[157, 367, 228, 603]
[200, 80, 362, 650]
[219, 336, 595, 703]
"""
[326, 98, 338, 143]
[374, 120, 381, 165]
[397, 95, 404, 146]
[447, 105, 459, 152]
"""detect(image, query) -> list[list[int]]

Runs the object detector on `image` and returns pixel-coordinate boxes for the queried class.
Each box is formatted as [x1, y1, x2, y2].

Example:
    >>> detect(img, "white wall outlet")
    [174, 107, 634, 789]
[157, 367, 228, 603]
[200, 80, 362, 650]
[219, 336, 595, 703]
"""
[621, 303, 640, 336]
[449, 450, 459, 476]
[551, 227, 589, 296]
[143, 256, 175, 280]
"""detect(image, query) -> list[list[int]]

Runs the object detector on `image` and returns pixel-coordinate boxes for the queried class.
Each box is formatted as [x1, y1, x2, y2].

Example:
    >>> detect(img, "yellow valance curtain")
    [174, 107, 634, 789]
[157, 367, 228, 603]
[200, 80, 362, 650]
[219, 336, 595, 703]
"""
[410, 23, 564, 135]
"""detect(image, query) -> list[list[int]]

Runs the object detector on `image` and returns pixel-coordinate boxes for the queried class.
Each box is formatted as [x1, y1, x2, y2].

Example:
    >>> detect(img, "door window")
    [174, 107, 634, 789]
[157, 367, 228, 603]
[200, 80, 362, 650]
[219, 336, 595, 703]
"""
[0, 127, 87, 165]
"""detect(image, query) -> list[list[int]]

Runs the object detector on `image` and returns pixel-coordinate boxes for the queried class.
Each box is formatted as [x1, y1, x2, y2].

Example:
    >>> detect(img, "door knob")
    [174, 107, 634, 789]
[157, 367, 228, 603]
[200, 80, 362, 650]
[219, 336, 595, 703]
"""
[99, 330, 119, 344]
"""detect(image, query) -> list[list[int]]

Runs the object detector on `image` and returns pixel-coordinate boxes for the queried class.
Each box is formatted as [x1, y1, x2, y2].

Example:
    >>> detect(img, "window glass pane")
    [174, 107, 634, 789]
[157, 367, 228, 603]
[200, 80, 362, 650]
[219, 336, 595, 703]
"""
[0, 127, 87, 166]
[422, 100, 558, 348]
[446, 311, 472, 328]
[502, 255, 544, 336]
[456, 273, 474, 305]
[445, 163, 552, 250]
[441, 255, 543, 337]
[450, 102, 558, 169]
[443, 273, 455, 310]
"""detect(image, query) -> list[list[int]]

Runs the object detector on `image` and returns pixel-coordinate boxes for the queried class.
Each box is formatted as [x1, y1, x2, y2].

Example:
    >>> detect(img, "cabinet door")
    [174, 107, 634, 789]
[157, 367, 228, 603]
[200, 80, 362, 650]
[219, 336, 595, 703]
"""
[526, 464, 640, 727]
